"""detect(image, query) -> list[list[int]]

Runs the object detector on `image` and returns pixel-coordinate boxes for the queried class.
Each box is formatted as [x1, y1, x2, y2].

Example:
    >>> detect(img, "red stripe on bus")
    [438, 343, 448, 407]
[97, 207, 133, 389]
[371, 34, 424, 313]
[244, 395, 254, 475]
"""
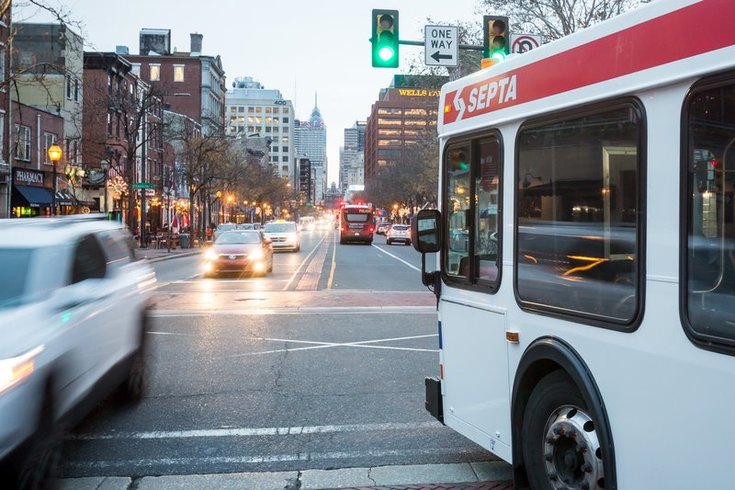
[443, 0, 735, 125]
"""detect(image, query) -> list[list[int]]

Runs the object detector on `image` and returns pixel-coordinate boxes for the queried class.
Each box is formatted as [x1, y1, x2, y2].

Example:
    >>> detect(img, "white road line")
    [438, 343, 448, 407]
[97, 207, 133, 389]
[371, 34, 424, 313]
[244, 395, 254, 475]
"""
[371, 244, 421, 272]
[73, 421, 442, 441]
[221, 333, 438, 358]
[283, 234, 328, 290]
[150, 306, 437, 317]
[65, 447, 481, 470]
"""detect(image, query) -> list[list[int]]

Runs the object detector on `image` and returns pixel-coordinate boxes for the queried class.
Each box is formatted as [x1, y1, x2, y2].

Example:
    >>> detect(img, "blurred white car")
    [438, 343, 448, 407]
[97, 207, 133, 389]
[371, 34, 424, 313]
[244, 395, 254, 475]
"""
[0, 215, 156, 487]
[263, 220, 301, 252]
[386, 224, 412, 245]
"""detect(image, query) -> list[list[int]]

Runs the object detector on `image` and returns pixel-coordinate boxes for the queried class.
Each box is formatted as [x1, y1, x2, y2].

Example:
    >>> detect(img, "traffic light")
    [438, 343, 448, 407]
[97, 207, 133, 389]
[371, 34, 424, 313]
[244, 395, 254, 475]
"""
[483, 16, 509, 64]
[372, 9, 399, 68]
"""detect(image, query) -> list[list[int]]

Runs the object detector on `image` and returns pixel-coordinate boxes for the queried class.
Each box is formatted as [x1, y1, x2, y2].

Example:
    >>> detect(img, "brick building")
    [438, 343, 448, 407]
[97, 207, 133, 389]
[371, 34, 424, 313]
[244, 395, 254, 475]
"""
[83, 52, 165, 232]
[9, 102, 65, 217]
[124, 30, 226, 135]
[364, 75, 446, 189]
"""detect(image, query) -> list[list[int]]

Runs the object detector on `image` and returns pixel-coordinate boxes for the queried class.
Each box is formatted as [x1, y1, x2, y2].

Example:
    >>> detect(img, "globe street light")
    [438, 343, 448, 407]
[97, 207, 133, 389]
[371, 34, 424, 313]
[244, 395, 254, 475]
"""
[47, 144, 63, 216]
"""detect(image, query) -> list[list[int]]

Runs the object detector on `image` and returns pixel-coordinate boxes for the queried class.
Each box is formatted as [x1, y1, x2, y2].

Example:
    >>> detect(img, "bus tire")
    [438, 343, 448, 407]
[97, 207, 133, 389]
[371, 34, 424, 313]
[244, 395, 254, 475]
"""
[522, 370, 605, 490]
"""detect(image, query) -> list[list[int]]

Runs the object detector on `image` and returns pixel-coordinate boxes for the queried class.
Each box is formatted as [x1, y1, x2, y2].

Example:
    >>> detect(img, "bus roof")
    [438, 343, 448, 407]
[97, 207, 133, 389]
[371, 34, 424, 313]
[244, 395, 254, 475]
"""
[439, 0, 735, 137]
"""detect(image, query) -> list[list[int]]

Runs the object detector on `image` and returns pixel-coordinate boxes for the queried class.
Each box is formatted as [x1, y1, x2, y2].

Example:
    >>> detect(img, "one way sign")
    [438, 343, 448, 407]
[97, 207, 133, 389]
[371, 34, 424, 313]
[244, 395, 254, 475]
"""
[425, 25, 458, 67]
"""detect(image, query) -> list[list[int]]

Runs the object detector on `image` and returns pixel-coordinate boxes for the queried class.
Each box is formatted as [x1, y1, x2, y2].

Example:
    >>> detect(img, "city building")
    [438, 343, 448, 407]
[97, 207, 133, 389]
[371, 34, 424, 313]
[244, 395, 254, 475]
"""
[225, 76, 295, 182]
[339, 121, 366, 195]
[364, 75, 446, 189]
[82, 52, 165, 232]
[123, 29, 226, 135]
[10, 22, 85, 213]
[0, 6, 10, 217]
[294, 99, 327, 204]
[9, 102, 65, 217]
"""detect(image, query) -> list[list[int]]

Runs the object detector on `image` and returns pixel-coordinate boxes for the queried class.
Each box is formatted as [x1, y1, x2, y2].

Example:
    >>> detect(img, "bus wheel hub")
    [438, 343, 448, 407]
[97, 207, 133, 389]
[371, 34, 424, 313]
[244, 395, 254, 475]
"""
[543, 405, 604, 489]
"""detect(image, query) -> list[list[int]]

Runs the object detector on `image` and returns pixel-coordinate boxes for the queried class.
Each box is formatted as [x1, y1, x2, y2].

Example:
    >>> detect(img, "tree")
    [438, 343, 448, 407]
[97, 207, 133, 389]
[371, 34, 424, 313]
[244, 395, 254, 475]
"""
[479, 0, 650, 41]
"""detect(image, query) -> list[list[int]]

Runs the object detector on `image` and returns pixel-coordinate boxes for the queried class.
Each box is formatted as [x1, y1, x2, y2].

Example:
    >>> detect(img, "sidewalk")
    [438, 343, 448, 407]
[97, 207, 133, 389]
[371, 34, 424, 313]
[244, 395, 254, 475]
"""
[58, 462, 514, 490]
[138, 245, 201, 263]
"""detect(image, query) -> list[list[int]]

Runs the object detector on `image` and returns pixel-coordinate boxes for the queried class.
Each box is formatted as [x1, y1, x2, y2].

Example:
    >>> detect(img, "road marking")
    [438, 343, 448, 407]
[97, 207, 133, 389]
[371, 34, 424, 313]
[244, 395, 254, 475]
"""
[221, 333, 438, 358]
[296, 236, 330, 290]
[283, 234, 328, 290]
[327, 231, 337, 289]
[371, 244, 421, 272]
[73, 421, 442, 440]
[150, 307, 437, 317]
[64, 447, 484, 471]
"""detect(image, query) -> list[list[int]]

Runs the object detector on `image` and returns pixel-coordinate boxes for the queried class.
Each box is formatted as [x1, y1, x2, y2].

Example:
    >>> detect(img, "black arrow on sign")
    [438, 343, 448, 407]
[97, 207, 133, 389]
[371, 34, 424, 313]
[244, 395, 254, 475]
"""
[431, 51, 452, 63]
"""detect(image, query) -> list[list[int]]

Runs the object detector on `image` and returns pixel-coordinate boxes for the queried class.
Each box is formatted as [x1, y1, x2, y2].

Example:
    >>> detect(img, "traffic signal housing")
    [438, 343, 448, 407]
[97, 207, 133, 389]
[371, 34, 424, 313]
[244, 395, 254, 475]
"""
[483, 16, 509, 64]
[372, 9, 399, 68]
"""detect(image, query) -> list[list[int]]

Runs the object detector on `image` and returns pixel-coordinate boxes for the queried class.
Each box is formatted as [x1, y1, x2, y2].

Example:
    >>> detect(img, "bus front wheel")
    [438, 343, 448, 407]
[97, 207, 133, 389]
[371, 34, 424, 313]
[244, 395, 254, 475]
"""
[522, 370, 605, 490]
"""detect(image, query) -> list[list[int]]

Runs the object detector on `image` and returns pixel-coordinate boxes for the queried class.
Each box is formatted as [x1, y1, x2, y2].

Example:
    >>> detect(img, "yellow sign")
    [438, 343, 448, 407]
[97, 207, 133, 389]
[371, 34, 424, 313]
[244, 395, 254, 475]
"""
[397, 89, 441, 97]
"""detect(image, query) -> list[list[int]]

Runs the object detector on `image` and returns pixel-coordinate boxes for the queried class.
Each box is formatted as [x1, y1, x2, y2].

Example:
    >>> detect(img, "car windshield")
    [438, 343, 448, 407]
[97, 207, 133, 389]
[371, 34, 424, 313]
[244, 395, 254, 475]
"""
[215, 232, 261, 245]
[217, 224, 236, 231]
[0, 248, 33, 309]
[392, 225, 409, 231]
[264, 223, 296, 233]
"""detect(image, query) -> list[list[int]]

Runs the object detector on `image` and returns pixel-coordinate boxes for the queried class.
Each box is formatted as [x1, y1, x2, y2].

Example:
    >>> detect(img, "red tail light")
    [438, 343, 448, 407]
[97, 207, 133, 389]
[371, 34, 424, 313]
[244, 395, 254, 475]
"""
[369, 227, 374, 232]
[341, 226, 346, 232]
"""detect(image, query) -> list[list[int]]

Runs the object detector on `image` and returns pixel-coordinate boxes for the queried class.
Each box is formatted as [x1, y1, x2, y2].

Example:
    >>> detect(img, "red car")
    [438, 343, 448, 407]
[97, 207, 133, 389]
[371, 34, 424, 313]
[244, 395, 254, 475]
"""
[203, 230, 273, 277]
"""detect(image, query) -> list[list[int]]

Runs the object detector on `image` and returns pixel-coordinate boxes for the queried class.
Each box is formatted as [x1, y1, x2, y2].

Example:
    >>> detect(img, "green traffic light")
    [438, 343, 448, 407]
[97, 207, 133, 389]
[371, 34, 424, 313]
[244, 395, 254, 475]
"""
[379, 46, 395, 62]
[490, 51, 506, 63]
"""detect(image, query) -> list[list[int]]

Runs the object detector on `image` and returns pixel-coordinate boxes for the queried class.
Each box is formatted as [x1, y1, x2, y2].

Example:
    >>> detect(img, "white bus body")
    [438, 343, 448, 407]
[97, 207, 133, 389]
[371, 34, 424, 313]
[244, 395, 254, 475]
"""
[421, 1, 735, 488]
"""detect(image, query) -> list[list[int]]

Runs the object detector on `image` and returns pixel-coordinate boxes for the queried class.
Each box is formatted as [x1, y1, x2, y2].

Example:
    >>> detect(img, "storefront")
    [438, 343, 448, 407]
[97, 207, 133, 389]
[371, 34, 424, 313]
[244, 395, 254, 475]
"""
[11, 168, 53, 218]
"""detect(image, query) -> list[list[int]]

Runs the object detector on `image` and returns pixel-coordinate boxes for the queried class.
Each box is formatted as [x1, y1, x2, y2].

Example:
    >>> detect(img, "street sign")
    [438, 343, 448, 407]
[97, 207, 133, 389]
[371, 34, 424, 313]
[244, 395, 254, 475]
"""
[132, 182, 155, 189]
[425, 25, 458, 67]
[511, 33, 542, 53]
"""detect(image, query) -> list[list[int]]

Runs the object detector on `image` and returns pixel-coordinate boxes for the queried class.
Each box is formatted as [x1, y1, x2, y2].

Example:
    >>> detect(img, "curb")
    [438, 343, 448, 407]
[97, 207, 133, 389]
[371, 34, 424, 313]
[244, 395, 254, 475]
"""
[142, 250, 200, 263]
[58, 462, 512, 490]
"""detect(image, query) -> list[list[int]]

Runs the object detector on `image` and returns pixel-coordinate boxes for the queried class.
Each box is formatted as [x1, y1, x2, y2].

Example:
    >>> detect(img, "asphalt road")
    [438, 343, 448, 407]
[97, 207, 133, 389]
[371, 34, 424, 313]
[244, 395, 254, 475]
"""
[61, 229, 493, 479]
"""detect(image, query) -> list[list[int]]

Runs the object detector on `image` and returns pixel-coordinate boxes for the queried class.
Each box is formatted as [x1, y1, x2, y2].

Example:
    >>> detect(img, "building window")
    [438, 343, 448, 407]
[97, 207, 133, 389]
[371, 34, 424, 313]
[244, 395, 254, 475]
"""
[174, 64, 185, 82]
[273, 108, 280, 114]
[66, 75, 73, 99]
[131, 63, 141, 76]
[247, 107, 253, 113]
[256, 107, 262, 113]
[230, 107, 236, 113]
[0, 49, 5, 90]
[0, 114, 4, 160]
[74, 78, 80, 101]
[15, 124, 31, 161]
[282, 146, 289, 152]
[282, 156, 288, 162]
[378, 118, 402, 126]
[378, 108, 402, 115]
[265, 107, 272, 114]
[283, 117, 289, 123]
[43, 132, 57, 165]
[149, 64, 161, 81]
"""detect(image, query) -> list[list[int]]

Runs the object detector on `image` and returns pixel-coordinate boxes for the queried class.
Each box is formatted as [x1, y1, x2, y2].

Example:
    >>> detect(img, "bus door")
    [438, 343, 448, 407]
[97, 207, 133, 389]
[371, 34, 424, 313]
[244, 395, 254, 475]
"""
[440, 136, 511, 458]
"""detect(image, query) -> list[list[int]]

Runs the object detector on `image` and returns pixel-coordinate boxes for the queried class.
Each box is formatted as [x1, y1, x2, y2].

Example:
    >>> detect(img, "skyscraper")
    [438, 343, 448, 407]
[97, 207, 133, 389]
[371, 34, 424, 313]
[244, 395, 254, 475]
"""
[340, 121, 366, 195]
[294, 97, 327, 204]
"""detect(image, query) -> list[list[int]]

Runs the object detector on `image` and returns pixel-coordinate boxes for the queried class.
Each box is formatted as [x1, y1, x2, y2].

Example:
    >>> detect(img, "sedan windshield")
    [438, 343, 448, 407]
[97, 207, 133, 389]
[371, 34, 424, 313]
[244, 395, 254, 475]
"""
[215, 232, 262, 245]
[0, 248, 33, 309]
[264, 223, 296, 233]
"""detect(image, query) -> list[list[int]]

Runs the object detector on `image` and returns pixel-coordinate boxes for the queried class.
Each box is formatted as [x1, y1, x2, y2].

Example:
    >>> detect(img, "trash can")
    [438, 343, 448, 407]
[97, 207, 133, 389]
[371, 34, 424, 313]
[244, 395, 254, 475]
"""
[179, 233, 190, 249]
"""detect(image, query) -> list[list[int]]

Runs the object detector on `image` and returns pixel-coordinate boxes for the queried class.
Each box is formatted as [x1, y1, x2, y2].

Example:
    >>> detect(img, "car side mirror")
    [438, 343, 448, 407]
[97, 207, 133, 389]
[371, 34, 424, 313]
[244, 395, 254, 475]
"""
[412, 209, 442, 253]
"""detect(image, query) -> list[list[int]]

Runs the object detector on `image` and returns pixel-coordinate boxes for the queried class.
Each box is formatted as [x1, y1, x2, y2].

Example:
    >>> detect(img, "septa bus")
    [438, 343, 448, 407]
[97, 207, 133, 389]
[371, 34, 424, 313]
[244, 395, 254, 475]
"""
[339, 205, 374, 244]
[411, 1, 735, 488]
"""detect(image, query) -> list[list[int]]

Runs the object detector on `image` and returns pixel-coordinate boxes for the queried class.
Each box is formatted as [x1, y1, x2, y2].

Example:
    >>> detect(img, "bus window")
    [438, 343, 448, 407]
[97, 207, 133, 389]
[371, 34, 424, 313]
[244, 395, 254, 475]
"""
[444, 142, 472, 281]
[684, 78, 735, 346]
[516, 103, 643, 324]
[475, 138, 501, 283]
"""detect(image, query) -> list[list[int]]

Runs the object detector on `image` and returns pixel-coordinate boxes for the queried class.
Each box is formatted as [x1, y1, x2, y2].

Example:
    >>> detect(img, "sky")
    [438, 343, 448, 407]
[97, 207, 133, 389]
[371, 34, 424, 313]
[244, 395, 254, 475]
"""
[18, 0, 480, 184]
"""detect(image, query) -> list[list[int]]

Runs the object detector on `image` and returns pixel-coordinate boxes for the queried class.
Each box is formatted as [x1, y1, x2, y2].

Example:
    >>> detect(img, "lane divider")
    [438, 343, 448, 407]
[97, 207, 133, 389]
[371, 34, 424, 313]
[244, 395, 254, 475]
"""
[282, 234, 328, 291]
[371, 244, 421, 272]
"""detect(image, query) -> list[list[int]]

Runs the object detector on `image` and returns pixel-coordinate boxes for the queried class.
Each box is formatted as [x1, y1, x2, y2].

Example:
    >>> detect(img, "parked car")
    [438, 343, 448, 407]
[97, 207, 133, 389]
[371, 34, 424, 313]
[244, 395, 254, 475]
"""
[376, 222, 391, 235]
[263, 220, 301, 252]
[0, 215, 155, 487]
[386, 224, 412, 245]
[203, 230, 273, 277]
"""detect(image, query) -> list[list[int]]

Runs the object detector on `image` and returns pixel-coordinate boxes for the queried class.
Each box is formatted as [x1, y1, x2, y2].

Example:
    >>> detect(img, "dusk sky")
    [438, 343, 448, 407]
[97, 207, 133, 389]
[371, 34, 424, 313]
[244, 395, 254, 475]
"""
[18, 0, 480, 184]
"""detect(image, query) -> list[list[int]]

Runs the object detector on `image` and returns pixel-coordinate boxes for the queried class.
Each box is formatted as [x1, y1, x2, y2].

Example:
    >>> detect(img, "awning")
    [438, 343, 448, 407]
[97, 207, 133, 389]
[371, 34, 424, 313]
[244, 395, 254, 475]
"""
[14, 185, 53, 207]
[55, 189, 76, 206]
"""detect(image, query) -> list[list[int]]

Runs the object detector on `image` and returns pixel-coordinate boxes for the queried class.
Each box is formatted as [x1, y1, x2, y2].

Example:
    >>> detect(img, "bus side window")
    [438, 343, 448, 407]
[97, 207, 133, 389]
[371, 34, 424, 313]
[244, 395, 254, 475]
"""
[445, 143, 472, 280]
[475, 137, 501, 283]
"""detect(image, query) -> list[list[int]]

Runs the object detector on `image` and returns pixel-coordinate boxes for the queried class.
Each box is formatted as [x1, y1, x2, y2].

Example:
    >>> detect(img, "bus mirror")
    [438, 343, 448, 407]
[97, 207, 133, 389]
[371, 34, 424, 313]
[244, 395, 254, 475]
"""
[412, 209, 442, 254]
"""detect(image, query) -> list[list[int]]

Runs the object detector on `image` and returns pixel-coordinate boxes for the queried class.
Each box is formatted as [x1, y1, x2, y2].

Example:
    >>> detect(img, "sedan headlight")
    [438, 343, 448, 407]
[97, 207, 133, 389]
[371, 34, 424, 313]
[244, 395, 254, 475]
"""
[0, 346, 44, 395]
[249, 248, 264, 260]
[204, 249, 218, 261]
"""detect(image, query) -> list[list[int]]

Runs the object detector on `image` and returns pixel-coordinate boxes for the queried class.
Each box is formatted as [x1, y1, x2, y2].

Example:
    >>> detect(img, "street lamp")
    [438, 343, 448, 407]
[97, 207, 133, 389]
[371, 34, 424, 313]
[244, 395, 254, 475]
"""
[48, 144, 63, 216]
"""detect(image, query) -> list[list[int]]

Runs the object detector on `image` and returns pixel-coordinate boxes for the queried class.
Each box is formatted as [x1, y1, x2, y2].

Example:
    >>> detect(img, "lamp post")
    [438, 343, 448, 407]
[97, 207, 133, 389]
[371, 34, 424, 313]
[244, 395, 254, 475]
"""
[47, 144, 63, 216]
